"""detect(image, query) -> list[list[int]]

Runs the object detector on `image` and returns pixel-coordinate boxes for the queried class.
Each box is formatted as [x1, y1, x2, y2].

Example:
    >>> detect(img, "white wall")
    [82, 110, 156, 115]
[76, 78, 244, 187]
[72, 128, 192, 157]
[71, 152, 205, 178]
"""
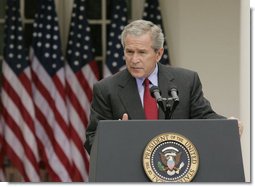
[133, 0, 250, 182]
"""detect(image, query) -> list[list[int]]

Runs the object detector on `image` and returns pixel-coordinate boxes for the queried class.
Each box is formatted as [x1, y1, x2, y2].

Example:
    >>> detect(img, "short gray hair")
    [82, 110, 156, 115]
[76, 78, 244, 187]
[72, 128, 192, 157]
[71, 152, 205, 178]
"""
[121, 19, 165, 50]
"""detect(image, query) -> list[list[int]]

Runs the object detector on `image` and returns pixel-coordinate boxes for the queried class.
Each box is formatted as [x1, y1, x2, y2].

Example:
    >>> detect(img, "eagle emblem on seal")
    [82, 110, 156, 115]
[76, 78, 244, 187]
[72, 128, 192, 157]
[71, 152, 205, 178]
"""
[157, 146, 185, 176]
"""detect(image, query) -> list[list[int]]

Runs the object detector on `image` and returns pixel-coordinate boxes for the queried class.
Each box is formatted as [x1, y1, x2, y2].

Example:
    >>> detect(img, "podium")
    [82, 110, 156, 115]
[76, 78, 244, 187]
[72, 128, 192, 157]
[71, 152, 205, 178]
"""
[89, 119, 245, 182]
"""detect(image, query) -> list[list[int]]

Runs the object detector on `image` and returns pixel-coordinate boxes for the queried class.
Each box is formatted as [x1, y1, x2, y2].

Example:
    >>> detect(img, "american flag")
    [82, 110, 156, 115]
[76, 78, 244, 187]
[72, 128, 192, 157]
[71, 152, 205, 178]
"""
[103, 0, 128, 77]
[0, 0, 41, 181]
[0, 117, 5, 181]
[30, 0, 72, 181]
[65, 0, 99, 181]
[143, 0, 170, 65]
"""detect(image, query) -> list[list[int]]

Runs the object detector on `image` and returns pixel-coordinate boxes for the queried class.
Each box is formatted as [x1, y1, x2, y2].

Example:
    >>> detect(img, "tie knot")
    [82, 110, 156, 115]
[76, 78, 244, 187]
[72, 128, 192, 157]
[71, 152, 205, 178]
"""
[144, 78, 150, 87]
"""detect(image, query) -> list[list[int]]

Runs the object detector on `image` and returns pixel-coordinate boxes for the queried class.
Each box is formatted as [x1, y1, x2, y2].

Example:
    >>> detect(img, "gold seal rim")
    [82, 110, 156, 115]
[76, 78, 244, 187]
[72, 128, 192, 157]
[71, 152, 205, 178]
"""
[143, 132, 199, 182]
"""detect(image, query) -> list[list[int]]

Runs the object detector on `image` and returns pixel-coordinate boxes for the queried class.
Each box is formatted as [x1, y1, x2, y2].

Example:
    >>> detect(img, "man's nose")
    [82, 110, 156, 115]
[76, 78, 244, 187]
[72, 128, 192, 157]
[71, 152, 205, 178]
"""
[131, 52, 140, 63]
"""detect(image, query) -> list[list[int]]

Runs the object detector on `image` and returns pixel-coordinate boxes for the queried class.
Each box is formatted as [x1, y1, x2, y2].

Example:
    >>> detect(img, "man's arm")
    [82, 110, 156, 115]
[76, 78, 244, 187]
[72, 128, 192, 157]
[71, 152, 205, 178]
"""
[84, 83, 113, 154]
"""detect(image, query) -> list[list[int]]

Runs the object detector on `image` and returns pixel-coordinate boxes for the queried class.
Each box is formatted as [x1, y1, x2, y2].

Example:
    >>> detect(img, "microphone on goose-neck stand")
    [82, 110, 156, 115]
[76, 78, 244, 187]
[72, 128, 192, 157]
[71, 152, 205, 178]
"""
[150, 85, 179, 119]
[150, 86, 165, 112]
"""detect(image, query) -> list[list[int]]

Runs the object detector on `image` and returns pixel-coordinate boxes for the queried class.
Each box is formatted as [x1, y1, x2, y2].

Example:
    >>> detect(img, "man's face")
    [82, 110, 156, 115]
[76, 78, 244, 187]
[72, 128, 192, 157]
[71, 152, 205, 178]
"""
[124, 33, 163, 78]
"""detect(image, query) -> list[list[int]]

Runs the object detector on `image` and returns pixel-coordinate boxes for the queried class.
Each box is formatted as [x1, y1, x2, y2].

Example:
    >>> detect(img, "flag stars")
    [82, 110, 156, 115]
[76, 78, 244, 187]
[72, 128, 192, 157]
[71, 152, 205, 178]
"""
[83, 54, 87, 59]
[53, 35, 58, 40]
[16, 63, 22, 69]
[116, 44, 121, 49]
[45, 43, 50, 48]
[80, 6, 85, 11]
[106, 0, 127, 73]
[75, 52, 80, 57]
[112, 62, 117, 67]
[44, 53, 50, 58]
[46, 24, 51, 30]
[114, 53, 119, 58]
[66, 0, 96, 71]
[9, 53, 14, 58]
[52, 63, 57, 68]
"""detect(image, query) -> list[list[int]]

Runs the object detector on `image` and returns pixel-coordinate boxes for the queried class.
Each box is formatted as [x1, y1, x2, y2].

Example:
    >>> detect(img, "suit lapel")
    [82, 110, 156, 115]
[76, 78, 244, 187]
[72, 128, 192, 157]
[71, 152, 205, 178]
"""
[118, 70, 145, 119]
[117, 64, 175, 120]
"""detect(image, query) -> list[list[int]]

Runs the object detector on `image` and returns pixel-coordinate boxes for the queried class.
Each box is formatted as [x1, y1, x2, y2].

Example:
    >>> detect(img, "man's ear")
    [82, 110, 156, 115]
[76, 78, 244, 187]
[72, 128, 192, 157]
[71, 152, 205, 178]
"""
[156, 47, 164, 62]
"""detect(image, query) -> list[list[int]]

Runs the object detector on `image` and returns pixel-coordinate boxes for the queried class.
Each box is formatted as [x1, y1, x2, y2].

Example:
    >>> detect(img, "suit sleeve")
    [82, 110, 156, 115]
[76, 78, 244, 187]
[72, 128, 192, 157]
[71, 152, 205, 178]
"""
[84, 82, 113, 154]
[190, 72, 226, 119]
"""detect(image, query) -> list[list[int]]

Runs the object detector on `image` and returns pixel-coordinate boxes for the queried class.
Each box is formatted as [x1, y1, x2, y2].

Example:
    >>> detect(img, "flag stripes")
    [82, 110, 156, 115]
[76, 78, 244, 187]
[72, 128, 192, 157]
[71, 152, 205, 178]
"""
[65, 0, 99, 181]
[0, 0, 41, 181]
[29, 0, 73, 181]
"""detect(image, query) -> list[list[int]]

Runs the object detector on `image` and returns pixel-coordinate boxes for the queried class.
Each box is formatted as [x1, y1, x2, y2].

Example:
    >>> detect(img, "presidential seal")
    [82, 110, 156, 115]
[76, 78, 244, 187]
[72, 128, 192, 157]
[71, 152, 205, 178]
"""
[143, 133, 199, 182]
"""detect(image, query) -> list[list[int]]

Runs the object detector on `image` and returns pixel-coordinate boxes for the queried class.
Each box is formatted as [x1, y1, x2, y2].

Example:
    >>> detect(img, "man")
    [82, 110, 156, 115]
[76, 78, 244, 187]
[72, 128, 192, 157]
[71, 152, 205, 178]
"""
[84, 20, 242, 154]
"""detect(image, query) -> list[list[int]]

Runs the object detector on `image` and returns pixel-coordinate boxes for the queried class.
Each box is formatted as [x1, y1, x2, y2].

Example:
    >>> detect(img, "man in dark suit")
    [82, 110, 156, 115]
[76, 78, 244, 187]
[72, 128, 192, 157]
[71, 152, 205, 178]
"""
[84, 20, 241, 154]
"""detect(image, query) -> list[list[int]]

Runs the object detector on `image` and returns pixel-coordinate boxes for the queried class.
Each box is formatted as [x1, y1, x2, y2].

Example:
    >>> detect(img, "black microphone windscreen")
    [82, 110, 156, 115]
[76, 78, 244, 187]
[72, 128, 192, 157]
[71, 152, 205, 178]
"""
[150, 86, 160, 96]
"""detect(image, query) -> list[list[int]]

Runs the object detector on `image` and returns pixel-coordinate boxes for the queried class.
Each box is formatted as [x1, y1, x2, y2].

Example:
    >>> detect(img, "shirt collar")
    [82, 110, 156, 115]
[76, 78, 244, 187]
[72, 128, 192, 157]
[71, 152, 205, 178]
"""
[136, 64, 158, 87]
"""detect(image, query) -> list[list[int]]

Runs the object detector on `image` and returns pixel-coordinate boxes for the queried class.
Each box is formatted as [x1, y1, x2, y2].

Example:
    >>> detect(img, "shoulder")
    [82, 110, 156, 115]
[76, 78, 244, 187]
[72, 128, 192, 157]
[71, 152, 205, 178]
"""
[93, 68, 130, 89]
[159, 64, 198, 79]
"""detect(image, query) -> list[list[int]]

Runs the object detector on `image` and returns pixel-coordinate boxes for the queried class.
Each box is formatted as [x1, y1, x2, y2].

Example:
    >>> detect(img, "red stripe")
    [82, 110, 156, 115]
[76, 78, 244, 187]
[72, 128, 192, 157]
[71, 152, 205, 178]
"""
[36, 139, 61, 182]
[70, 125, 89, 171]
[2, 76, 37, 145]
[31, 70, 73, 179]
[4, 140, 29, 181]
[89, 60, 100, 80]
[66, 83, 88, 128]
[32, 71, 70, 138]
[18, 71, 33, 97]
[33, 97, 73, 179]
[2, 108, 39, 181]
[75, 71, 93, 102]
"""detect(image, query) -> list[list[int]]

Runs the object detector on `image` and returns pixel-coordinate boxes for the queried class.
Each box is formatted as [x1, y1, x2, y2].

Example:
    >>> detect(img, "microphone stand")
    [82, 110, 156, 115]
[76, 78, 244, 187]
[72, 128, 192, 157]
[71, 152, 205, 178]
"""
[158, 97, 179, 119]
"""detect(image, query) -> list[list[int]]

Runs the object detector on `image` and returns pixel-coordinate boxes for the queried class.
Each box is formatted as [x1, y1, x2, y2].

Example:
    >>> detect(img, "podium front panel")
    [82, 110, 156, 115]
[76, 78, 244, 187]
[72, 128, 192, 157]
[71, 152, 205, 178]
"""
[89, 119, 244, 182]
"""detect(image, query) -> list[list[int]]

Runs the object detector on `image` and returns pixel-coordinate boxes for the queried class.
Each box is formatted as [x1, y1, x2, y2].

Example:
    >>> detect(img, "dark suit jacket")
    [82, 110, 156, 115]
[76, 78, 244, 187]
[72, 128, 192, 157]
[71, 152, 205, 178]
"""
[85, 63, 225, 153]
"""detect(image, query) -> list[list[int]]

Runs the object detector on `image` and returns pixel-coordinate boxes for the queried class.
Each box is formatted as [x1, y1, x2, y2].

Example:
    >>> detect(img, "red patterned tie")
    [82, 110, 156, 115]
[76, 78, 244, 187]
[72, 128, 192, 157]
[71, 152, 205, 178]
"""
[143, 78, 158, 119]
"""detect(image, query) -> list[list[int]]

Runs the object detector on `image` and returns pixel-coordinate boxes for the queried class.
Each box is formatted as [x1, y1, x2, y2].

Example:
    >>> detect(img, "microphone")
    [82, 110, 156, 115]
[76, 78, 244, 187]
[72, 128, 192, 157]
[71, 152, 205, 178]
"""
[169, 87, 179, 102]
[150, 86, 163, 102]
[150, 86, 164, 111]
[165, 85, 179, 119]
[168, 83, 179, 102]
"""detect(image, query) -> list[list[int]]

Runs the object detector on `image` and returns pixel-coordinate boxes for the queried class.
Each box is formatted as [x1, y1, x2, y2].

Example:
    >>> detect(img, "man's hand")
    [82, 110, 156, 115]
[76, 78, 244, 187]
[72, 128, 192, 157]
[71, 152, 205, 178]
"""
[118, 113, 128, 120]
[229, 116, 244, 136]
[122, 113, 128, 120]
